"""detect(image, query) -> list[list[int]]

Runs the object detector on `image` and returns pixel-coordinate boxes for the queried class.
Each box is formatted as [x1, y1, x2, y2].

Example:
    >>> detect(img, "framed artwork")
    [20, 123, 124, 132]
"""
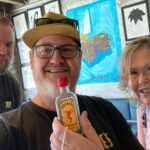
[17, 40, 30, 64]
[43, 0, 62, 14]
[12, 13, 28, 39]
[27, 7, 42, 29]
[21, 65, 36, 89]
[121, 1, 150, 41]
[66, 0, 123, 98]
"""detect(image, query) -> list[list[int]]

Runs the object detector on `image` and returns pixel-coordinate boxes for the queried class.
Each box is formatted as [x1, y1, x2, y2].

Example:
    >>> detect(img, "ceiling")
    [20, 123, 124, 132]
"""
[0, 0, 25, 5]
[0, 0, 26, 15]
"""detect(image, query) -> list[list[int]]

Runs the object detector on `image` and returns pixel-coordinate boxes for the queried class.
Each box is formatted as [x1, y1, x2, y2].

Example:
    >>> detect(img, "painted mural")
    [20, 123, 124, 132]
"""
[66, 0, 122, 85]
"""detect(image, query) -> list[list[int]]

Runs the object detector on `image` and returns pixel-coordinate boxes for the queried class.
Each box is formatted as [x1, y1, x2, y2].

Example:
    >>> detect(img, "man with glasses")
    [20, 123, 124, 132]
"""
[0, 12, 144, 150]
[0, 17, 21, 113]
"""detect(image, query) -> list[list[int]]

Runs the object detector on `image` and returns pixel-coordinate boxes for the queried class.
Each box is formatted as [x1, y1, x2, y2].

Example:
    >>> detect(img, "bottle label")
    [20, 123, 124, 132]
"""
[59, 97, 80, 132]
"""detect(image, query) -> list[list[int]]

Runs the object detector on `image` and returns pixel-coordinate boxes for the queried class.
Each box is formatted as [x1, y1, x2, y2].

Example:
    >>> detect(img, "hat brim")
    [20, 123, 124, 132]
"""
[22, 24, 80, 48]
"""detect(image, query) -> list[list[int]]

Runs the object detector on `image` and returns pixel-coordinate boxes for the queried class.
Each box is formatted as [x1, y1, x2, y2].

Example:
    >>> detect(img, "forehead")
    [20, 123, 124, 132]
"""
[0, 23, 13, 32]
[131, 47, 150, 67]
[0, 24, 14, 39]
[35, 35, 77, 45]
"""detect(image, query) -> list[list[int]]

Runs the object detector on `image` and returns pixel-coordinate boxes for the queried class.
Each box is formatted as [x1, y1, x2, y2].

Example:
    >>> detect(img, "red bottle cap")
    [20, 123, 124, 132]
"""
[57, 76, 69, 87]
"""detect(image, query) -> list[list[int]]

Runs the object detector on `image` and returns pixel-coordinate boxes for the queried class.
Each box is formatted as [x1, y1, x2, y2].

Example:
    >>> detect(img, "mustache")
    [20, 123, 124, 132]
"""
[46, 63, 69, 68]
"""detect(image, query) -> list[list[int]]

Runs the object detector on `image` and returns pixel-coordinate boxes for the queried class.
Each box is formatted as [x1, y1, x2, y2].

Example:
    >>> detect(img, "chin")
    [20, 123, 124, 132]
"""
[45, 81, 59, 96]
[142, 99, 150, 106]
[0, 66, 8, 74]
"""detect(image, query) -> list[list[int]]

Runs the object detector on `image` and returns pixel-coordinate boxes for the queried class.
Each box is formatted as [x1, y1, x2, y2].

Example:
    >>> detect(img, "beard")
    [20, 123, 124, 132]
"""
[45, 80, 59, 100]
[0, 56, 11, 74]
[35, 76, 60, 102]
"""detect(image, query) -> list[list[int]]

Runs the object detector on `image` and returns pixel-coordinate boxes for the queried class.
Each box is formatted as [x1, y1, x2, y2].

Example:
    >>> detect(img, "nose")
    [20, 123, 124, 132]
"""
[0, 43, 7, 55]
[49, 49, 65, 64]
[138, 72, 148, 84]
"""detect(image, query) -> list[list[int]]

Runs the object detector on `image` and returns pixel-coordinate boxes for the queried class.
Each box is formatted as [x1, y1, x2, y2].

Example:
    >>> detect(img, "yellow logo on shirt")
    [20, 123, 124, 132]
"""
[99, 132, 113, 149]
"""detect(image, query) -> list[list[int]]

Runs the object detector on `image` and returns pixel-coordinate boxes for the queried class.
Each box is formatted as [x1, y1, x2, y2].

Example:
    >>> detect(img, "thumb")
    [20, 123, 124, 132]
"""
[80, 111, 104, 148]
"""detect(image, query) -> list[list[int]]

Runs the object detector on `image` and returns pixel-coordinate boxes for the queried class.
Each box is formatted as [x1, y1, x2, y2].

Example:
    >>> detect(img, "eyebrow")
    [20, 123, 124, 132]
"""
[130, 63, 150, 70]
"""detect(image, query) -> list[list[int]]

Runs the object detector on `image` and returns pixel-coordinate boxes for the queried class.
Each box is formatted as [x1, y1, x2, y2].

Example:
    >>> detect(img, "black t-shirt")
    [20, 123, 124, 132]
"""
[0, 95, 144, 150]
[0, 71, 21, 113]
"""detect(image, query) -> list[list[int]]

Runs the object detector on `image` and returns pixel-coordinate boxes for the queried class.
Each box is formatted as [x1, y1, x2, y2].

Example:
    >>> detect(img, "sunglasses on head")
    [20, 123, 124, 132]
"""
[34, 18, 79, 30]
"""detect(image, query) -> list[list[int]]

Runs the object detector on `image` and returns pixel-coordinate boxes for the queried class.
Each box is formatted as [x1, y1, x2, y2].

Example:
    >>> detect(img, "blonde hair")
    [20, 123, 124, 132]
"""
[119, 37, 150, 94]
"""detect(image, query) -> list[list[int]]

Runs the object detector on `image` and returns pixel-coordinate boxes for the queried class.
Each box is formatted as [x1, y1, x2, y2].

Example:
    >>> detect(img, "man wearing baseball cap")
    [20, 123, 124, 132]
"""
[0, 12, 144, 150]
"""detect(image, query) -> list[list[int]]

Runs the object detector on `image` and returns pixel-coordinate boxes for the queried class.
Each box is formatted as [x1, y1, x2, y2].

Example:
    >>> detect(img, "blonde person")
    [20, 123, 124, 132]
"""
[0, 12, 144, 150]
[120, 37, 150, 149]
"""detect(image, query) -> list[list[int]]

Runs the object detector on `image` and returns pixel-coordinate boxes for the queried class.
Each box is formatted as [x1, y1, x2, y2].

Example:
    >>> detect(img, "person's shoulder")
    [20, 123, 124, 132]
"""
[0, 102, 30, 127]
[0, 103, 28, 147]
[77, 94, 120, 120]
[0, 108, 20, 122]
[77, 94, 109, 102]
[77, 94, 113, 108]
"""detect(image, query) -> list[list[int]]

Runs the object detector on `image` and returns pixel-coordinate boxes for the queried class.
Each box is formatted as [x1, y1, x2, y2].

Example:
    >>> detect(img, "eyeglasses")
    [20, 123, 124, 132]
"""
[34, 18, 79, 31]
[33, 45, 81, 59]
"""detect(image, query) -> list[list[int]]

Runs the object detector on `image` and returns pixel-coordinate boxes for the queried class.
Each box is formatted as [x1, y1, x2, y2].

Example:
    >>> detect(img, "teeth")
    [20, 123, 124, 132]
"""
[143, 89, 150, 93]
[140, 88, 150, 93]
[46, 69, 66, 73]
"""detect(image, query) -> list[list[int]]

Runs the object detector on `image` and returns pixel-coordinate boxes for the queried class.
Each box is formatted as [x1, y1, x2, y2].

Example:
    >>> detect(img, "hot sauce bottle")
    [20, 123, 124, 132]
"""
[55, 76, 81, 133]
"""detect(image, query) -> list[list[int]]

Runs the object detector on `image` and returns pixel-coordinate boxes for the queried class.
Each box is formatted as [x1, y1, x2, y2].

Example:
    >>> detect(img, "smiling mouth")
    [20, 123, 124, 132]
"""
[46, 69, 68, 73]
[140, 88, 150, 93]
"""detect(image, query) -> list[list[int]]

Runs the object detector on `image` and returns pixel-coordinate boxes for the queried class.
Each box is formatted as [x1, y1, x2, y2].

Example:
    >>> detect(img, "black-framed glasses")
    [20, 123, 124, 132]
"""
[33, 45, 81, 59]
[34, 18, 79, 31]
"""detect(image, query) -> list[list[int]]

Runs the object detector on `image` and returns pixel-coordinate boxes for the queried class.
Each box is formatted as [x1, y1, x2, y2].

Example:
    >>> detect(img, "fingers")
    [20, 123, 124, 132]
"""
[80, 111, 104, 149]
[50, 132, 62, 150]
[50, 117, 68, 150]
[51, 117, 78, 145]
[50, 114, 105, 150]
[52, 117, 65, 141]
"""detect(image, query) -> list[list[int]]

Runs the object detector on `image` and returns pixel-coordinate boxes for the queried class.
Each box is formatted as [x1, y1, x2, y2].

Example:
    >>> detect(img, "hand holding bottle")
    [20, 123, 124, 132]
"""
[50, 111, 105, 150]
